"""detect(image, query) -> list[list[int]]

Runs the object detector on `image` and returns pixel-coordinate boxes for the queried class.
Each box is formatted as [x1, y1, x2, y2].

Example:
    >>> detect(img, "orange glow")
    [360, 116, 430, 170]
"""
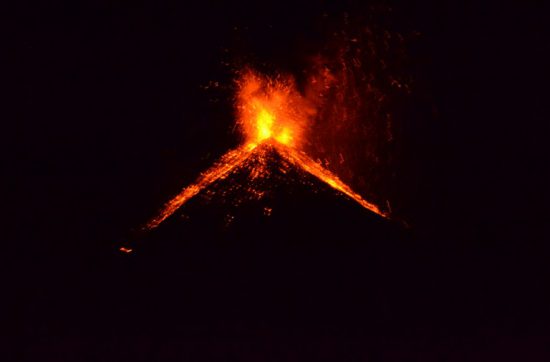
[235, 69, 313, 148]
[141, 69, 387, 232]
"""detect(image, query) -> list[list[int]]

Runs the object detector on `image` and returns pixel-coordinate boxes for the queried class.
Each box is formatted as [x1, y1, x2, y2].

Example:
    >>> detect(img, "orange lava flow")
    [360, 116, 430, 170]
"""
[142, 69, 387, 231]
[277, 144, 386, 217]
[144, 143, 257, 230]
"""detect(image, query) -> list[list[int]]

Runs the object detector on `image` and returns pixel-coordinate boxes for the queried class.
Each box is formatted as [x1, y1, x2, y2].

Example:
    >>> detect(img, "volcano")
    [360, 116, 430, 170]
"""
[131, 141, 395, 255]
[119, 141, 404, 335]
[142, 141, 386, 229]
[126, 69, 387, 249]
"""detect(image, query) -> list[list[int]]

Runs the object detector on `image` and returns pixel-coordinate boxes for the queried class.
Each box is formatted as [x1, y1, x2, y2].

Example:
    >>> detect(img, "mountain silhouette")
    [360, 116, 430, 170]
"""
[129, 142, 395, 252]
[115, 142, 408, 337]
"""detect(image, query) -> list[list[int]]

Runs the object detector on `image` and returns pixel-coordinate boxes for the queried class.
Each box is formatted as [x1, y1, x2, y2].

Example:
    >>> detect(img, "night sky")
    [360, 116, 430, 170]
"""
[10, 1, 549, 360]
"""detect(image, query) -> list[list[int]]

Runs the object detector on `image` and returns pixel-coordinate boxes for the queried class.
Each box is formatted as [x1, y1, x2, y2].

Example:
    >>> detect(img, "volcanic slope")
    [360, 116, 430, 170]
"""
[117, 142, 409, 335]
[136, 142, 397, 251]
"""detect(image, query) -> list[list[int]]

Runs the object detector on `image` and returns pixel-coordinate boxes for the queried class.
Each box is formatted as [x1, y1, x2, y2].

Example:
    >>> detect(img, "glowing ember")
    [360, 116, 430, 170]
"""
[142, 69, 387, 232]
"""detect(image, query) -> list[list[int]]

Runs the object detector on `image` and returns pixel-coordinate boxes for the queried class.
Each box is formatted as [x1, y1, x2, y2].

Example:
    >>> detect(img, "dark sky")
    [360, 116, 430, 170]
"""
[10, 1, 549, 360]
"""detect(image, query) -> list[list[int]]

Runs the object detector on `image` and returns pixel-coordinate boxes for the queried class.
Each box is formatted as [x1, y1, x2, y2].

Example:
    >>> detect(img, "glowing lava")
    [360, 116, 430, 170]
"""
[142, 69, 387, 232]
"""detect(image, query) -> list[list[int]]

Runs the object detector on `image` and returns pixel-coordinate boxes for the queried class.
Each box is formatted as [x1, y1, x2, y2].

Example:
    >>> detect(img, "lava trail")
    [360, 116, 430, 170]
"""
[277, 144, 386, 217]
[143, 143, 257, 230]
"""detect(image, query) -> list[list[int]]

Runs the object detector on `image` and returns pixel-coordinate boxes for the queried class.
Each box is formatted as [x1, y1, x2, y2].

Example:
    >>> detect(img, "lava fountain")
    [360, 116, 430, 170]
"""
[142, 69, 387, 232]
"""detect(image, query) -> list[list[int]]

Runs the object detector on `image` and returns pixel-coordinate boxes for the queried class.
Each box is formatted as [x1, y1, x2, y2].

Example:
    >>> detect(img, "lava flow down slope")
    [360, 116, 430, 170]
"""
[130, 69, 388, 247]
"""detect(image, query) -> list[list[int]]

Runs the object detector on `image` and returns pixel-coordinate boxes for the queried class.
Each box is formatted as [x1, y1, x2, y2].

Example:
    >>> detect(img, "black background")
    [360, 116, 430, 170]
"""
[10, 0, 549, 360]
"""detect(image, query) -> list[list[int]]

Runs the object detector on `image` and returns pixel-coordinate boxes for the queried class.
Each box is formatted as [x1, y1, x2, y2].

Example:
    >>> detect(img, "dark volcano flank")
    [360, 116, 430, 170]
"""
[134, 142, 395, 252]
